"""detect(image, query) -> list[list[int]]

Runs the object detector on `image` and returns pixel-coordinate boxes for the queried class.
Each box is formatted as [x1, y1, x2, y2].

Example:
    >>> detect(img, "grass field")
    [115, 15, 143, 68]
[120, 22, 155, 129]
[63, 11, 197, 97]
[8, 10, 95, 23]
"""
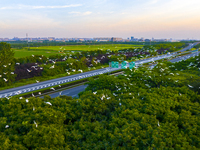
[13, 44, 143, 58]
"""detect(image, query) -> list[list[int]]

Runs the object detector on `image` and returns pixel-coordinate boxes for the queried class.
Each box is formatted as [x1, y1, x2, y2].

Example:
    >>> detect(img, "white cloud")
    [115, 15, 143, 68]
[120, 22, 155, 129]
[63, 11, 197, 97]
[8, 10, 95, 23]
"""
[69, 11, 92, 16]
[0, 4, 82, 10]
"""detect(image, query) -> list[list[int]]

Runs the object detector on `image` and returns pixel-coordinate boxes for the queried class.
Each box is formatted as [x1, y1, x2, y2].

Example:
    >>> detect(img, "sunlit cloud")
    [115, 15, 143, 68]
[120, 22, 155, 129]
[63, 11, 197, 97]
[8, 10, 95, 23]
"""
[0, 4, 82, 10]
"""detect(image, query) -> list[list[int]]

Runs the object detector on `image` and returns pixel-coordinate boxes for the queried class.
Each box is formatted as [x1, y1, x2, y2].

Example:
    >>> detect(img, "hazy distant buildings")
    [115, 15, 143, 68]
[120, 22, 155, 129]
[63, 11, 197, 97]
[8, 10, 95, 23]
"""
[0, 36, 198, 42]
[93, 37, 112, 42]
[145, 39, 151, 42]
[48, 37, 55, 41]
[111, 37, 123, 42]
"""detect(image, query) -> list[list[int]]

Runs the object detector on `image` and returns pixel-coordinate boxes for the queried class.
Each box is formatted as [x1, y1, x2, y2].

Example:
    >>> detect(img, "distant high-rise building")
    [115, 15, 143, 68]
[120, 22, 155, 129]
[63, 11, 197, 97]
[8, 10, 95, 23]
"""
[131, 36, 134, 41]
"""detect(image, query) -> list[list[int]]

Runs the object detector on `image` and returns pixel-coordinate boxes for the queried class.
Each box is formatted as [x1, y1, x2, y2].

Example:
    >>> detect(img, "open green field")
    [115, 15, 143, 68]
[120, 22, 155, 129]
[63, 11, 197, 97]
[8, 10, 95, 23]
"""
[13, 44, 143, 58]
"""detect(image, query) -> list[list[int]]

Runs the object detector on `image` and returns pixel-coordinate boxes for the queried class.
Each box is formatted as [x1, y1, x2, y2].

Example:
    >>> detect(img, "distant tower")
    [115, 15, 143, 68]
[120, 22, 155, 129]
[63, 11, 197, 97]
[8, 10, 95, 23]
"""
[26, 33, 28, 40]
[26, 33, 29, 49]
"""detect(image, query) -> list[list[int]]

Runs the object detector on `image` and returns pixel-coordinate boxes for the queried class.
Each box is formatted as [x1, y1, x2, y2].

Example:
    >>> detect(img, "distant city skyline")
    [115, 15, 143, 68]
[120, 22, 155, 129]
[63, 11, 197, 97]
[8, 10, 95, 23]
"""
[1, 0, 200, 39]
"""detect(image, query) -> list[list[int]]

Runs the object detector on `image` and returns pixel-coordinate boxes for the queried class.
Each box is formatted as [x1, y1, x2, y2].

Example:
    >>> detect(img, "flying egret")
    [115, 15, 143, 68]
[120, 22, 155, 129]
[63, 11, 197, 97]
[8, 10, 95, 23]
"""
[5, 125, 9, 128]
[44, 101, 52, 106]
[27, 69, 31, 72]
[50, 65, 54, 69]
[50, 87, 55, 91]
[3, 78, 8, 82]
[158, 121, 160, 127]
[188, 85, 193, 88]
[33, 120, 38, 127]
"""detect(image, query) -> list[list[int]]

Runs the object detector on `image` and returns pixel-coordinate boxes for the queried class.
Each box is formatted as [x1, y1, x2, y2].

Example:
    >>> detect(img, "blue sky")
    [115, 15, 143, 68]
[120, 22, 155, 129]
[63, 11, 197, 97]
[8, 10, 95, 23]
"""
[1, 0, 200, 39]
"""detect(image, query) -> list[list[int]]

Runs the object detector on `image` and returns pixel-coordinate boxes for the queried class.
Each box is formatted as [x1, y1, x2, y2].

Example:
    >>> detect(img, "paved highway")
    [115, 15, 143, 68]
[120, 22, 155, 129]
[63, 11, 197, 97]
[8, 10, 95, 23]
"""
[0, 43, 199, 98]
[169, 50, 200, 63]
[48, 50, 200, 99]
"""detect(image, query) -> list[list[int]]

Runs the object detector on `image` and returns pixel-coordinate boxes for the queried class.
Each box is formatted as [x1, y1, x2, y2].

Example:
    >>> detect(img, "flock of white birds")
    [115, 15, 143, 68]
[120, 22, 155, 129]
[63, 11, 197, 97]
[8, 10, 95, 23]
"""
[1, 46, 200, 129]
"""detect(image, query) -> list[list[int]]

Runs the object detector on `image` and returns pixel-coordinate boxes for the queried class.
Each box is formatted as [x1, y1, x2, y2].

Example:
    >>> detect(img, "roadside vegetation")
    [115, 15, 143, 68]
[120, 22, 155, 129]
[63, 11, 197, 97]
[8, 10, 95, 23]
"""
[0, 42, 188, 90]
[194, 43, 200, 49]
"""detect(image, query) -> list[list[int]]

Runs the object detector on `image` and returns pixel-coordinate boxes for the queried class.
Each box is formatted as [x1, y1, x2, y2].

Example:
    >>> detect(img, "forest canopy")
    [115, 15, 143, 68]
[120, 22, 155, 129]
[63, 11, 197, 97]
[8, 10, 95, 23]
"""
[0, 54, 200, 149]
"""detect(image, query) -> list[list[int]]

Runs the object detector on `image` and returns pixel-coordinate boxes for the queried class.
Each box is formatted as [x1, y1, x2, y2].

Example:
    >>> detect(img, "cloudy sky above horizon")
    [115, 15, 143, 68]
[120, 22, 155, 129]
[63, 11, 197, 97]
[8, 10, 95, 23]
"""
[1, 0, 200, 39]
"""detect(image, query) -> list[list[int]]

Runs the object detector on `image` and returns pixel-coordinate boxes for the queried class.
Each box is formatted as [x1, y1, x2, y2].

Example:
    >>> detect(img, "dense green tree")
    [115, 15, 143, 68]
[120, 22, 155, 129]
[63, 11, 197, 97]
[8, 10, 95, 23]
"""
[0, 42, 16, 87]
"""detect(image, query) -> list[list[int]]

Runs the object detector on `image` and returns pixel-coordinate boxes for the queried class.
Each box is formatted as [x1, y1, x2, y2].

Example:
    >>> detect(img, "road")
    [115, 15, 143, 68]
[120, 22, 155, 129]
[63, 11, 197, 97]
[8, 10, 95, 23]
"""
[169, 51, 200, 63]
[42, 84, 88, 98]
[48, 50, 200, 99]
[0, 42, 199, 98]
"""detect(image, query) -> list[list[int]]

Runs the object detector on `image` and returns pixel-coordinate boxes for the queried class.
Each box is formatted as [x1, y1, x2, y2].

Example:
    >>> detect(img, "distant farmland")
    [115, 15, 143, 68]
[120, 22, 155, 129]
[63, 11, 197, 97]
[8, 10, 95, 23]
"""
[13, 44, 143, 58]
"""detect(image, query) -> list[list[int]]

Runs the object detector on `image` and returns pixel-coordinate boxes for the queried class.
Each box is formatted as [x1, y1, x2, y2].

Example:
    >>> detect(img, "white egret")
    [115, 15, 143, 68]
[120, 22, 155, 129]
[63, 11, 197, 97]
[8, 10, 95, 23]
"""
[3, 78, 8, 82]
[188, 85, 193, 88]
[33, 120, 38, 127]
[158, 121, 160, 127]
[50, 87, 55, 91]
[44, 102, 52, 106]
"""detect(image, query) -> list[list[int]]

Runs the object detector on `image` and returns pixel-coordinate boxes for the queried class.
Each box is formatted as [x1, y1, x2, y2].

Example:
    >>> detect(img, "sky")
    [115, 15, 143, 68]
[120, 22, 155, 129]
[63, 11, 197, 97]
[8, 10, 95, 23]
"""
[1, 0, 200, 39]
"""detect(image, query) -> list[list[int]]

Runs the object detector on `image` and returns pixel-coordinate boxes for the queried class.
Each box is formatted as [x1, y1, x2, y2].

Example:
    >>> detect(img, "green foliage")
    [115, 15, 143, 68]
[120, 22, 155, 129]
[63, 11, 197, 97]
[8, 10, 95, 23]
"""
[0, 54, 200, 149]
[0, 42, 16, 87]
[154, 42, 187, 52]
